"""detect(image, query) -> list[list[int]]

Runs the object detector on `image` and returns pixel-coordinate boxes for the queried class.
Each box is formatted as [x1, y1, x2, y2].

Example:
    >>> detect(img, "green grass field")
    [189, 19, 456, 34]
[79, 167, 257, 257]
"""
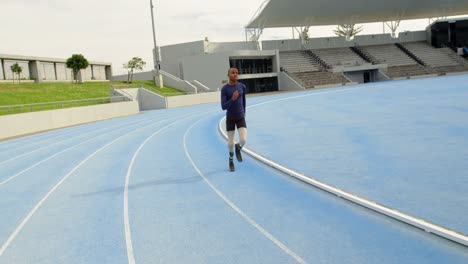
[0, 80, 185, 115]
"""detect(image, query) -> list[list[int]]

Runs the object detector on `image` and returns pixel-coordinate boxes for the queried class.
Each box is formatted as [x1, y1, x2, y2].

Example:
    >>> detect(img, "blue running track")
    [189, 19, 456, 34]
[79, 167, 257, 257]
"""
[1, 75, 467, 263]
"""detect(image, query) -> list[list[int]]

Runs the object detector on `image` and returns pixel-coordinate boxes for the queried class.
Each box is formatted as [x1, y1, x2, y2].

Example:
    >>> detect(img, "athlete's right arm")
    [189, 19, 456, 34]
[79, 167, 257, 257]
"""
[221, 87, 232, 110]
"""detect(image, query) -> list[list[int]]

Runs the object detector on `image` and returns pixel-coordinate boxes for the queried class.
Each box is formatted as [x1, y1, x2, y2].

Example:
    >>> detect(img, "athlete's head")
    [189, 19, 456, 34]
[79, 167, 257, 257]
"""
[227, 67, 239, 83]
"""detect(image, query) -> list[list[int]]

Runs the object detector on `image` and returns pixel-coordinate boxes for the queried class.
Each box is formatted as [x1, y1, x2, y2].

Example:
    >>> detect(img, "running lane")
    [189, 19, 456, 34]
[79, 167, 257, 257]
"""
[244, 75, 468, 235]
[0, 93, 467, 263]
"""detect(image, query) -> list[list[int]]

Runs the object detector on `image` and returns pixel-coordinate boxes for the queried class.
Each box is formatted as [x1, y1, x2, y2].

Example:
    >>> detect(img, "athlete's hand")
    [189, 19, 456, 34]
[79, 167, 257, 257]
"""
[232, 90, 239, 101]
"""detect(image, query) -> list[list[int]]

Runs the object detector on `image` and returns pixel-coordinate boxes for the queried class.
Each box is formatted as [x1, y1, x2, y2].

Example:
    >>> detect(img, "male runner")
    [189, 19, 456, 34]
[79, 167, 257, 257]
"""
[221, 67, 247, 172]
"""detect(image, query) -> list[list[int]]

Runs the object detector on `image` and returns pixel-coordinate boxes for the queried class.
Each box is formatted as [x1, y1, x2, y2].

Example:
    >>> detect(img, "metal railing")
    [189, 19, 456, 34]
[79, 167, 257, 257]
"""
[0, 95, 130, 116]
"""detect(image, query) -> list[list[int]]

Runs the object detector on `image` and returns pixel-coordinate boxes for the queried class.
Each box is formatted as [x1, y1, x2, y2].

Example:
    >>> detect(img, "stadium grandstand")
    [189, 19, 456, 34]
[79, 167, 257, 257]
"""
[114, 0, 468, 93]
[2, 2, 468, 262]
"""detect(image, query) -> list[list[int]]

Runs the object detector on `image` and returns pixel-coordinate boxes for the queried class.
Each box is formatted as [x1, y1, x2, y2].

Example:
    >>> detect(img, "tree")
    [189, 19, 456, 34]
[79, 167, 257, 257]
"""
[334, 24, 363, 40]
[10, 63, 22, 83]
[123, 57, 146, 83]
[66, 54, 89, 83]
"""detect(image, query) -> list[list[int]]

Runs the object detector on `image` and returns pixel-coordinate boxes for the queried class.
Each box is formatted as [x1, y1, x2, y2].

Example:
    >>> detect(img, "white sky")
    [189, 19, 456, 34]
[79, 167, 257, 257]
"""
[0, 0, 463, 75]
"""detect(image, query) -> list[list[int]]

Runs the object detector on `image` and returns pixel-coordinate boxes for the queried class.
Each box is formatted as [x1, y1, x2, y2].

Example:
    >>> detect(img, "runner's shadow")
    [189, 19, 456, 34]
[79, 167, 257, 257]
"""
[73, 176, 203, 197]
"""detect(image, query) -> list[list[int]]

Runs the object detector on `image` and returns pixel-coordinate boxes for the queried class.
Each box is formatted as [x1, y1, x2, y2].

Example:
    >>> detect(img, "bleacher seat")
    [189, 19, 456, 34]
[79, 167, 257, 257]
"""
[279, 51, 320, 73]
[361, 44, 416, 66]
[312, 48, 368, 67]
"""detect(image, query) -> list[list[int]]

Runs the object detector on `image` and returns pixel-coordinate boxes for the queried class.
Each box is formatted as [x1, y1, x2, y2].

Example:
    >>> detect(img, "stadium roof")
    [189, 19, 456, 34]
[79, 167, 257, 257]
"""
[246, 0, 468, 28]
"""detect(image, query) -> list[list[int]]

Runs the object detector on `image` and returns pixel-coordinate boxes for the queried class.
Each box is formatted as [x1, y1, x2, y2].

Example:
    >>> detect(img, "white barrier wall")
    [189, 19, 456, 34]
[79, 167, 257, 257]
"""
[0, 101, 139, 140]
[166, 91, 220, 108]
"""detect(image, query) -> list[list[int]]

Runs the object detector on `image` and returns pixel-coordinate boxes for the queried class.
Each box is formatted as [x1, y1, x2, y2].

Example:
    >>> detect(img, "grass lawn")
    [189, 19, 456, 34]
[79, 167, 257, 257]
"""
[0, 81, 184, 106]
[0, 80, 185, 115]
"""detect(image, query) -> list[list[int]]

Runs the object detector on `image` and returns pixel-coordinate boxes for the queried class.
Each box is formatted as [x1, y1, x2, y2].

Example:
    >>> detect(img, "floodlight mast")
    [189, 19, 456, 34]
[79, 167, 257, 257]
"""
[150, 0, 163, 88]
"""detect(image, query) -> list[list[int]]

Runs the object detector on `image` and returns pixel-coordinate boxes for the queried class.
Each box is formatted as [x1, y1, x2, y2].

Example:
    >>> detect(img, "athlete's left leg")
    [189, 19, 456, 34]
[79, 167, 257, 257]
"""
[235, 127, 247, 162]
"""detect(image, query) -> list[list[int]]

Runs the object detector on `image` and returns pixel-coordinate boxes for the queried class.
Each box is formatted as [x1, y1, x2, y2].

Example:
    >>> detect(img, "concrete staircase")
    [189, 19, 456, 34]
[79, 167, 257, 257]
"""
[291, 71, 349, 88]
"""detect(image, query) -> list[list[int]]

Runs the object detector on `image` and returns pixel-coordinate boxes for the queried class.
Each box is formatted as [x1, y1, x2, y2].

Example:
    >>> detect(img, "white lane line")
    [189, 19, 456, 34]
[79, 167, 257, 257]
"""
[123, 109, 217, 264]
[219, 89, 468, 247]
[0, 113, 168, 166]
[247, 88, 353, 109]
[246, 84, 389, 110]
[0, 112, 189, 257]
[0, 136, 124, 257]
[0, 118, 156, 186]
[183, 117, 307, 264]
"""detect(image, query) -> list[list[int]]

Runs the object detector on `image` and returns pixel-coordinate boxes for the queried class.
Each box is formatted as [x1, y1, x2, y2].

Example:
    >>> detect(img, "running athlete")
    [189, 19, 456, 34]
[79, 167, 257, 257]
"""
[221, 67, 247, 172]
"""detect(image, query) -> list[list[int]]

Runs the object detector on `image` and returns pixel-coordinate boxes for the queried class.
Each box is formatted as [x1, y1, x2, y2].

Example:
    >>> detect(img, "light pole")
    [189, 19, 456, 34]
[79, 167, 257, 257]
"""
[150, 0, 163, 88]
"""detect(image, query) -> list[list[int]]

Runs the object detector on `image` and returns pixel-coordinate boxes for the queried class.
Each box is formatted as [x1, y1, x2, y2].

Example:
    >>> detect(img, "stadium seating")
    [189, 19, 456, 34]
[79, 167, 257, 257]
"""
[279, 41, 468, 88]
[360, 44, 417, 66]
[291, 71, 349, 88]
[311, 48, 368, 68]
[279, 51, 321, 72]
[402, 42, 468, 74]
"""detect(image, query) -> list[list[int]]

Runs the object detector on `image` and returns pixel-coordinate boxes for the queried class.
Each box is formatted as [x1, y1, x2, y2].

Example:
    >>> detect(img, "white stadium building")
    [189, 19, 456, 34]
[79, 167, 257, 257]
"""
[113, 0, 468, 94]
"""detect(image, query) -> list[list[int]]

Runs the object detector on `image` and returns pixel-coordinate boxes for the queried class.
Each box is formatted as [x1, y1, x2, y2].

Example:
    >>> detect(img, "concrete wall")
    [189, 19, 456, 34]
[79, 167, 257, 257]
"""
[167, 91, 220, 108]
[376, 70, 391, 82]
[93, 65, 106, 80]
[0, 101, 139, 140]
[72, 65, 109, 82]
[397, 31, 427, 43]
[345, 71, 365, 83]
[278, 72, 304, 91]
[112, 71, 154, 81]
[159, 72, 197, 93]
[181, 53, 229, 91]
[55, 63, 71, 80]
[272, 50, 281, 73]
[159, 41, 205, 78]
[0, 60, 4, 80]
[138, 88, 167, 110]
[3, 60, 30, 79]
[81, 67, 93, 80]
[112, 87, 220, 110]
[28, 61, 41, 81]
[41, 62, 55, 80]
[262, 31, 428, 51]
[262, 39, 303, 51]
[205, 41, 257, 53]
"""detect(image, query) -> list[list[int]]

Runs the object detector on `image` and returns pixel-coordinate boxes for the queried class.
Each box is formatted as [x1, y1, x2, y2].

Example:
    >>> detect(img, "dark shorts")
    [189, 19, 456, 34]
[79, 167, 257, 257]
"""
[226, 116, 247, 131]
